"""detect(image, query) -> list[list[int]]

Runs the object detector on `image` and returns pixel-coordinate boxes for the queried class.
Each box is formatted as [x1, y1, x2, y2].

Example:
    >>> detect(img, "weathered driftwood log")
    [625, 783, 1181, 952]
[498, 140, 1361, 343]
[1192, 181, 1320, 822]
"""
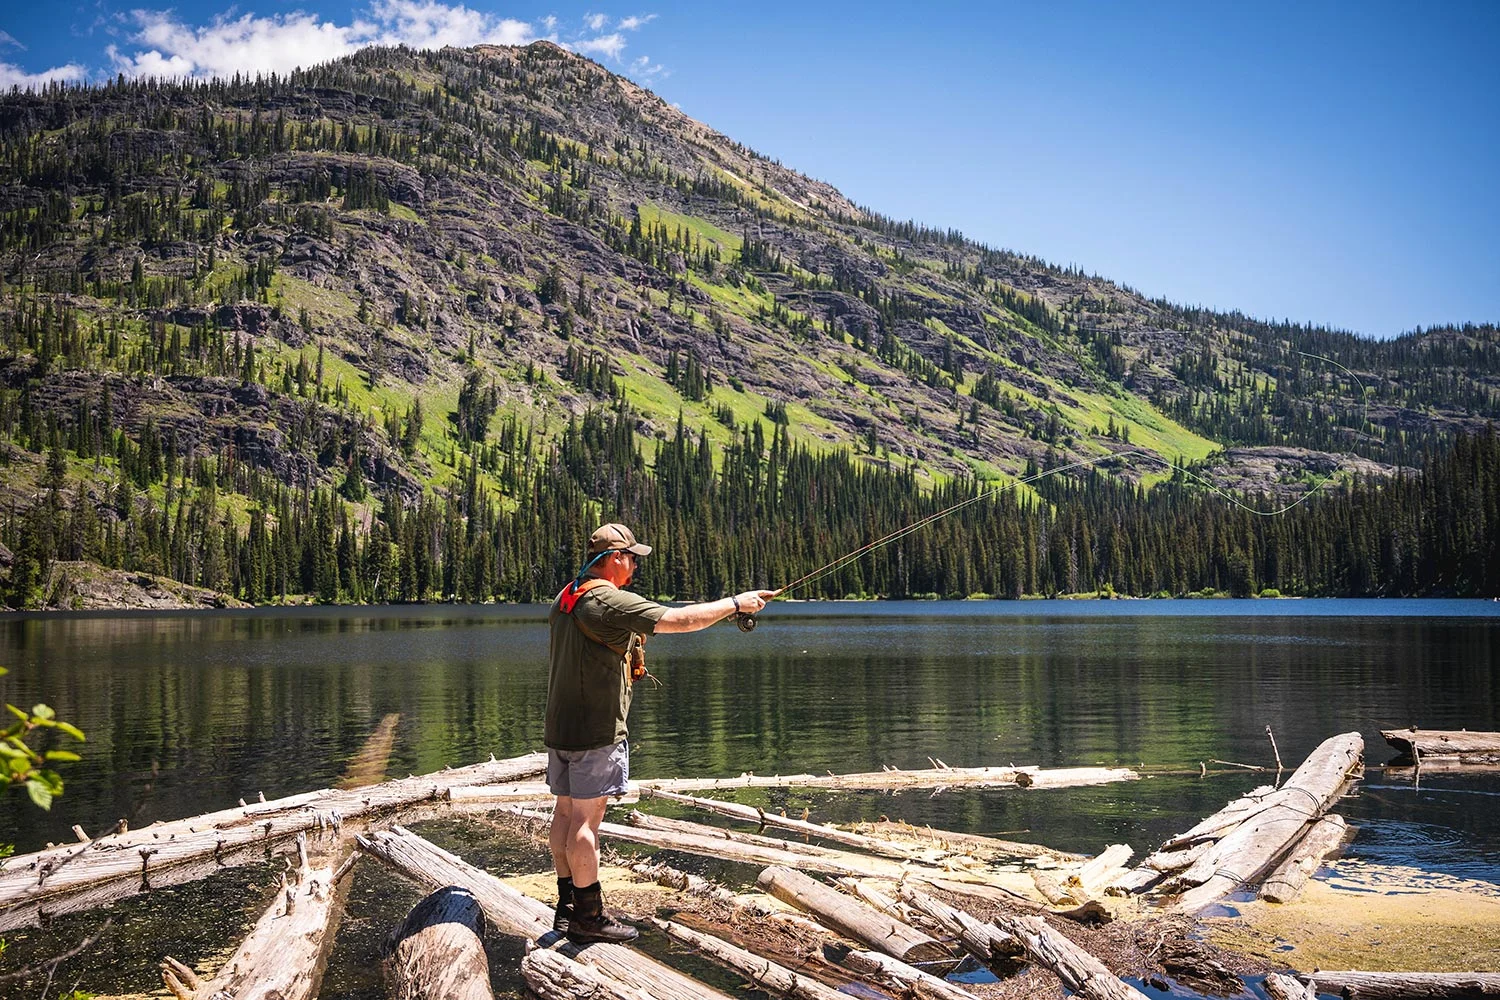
[1382, 728, 1500, 763]
[1033, 871, 1082, 907]
[452, 763, 1139, 805]
[757, 865, 951, 966]
[897, 882, 1026, 970]
[0, 752, 547, 928]
[1259, 814, 1348, 903]
[381, 886, 493, 1000]
[991, 914, 1151, 1000]
[639, 787, 933, 860]
[357, 826, 735, 1000]
[828, 944, 980, 1000]
[161, 836, 337, 1000]
[847, 820, 1085, 862]
[519, 948, 654, 1000]
[650, 917, 848, 1000]
[1263, 972, 1320, 1000]
[1159, 785, 1277, 852]
[626, 811, 847, 858]
[1071, 844, 1134, 897]
[1172, 733, 1363, 913]
[1302, 971, 1500, 998]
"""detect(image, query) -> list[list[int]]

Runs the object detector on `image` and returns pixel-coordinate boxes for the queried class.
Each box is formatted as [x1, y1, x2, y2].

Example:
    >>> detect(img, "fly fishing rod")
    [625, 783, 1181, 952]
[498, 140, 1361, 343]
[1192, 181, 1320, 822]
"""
[733, 351, 1366, 632]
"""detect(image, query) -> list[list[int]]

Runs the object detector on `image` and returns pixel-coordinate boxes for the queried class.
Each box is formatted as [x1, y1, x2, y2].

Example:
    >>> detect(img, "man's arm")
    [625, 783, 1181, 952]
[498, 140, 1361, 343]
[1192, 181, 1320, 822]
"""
[655, 590, 778, 634]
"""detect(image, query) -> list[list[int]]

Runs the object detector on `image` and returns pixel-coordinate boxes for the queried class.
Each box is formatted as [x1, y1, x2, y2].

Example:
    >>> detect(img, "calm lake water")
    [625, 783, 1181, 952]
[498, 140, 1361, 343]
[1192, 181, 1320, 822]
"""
[2, 599, 1498, 994]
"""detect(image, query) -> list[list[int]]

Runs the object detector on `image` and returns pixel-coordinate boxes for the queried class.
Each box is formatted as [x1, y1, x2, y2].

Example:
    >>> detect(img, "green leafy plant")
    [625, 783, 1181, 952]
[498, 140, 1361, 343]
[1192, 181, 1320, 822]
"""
[0, 667, 86, 810]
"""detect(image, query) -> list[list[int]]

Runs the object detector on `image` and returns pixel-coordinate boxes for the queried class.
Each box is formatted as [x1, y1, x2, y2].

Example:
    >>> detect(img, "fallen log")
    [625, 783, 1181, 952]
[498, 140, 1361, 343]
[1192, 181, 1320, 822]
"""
[357, 826, 735, 1000]
[1259, 815, 1348, 903]
[991, 913, 1151, 1000]
[1158, 785, 1277, 853]
[650, 916, 848, 1000]
[382, 885, 493, 1000]
[161, 835, 338, 1000]
[1033, 871, 1082, 907]
[1172, 733, 1363, 913]
[1071, 844, 1134, 897]
[626, 811, 848, 858]
[1263, 973, 1320, 1000]
[0, 752, 547, 927]
[1382, 728, 1500, 763]
[1301, 971, 1500, 998]
[847, 820, 1085, 862]
[827, 944, 981, 1000]
[756, 865, 951, 966]
[640, 786, 933, 860]
[519, 948, 655, 1000]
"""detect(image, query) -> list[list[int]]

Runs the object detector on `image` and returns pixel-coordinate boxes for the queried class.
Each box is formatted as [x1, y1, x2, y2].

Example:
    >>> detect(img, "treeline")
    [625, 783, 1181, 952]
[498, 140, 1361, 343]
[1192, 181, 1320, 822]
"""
[3, 397, 1495, 608]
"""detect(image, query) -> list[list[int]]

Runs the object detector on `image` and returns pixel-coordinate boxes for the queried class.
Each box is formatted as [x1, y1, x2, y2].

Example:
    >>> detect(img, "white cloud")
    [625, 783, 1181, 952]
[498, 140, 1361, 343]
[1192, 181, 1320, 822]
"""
[630, 54, 665, 79]
[541, 15, 558, 32]
[108, 2, 537, 80]
[583, 13, 609, 31]
[0, 31, 25, 50]
[572, 32, 626, 61]
[618, 14, 656, 31]
[0, 60, 88, 89]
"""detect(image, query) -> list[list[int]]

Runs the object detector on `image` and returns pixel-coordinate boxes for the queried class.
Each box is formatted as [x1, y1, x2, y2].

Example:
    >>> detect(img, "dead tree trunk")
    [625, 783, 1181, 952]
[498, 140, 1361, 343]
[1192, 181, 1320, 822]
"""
[896, 882, 1026, 972]
[1382, 729, 1500, 763]
[381, 886, 493, 1000]
[160, 836, 338, 1000]
[519, 948, 654, 1000]
[650, 917, 849, 1000]
[756, 865, 951, 966]
[1259, 815, 1348, 903]
[1263, 973, 1320, 1000]
[1296, 971, 1500, 999]
[990, 914, 1151, 1000]
[846, 820, 1085, 862]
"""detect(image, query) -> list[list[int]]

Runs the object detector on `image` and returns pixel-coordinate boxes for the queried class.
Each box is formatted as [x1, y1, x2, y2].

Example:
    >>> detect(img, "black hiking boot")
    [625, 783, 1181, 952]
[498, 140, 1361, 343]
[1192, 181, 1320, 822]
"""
[553, 876, 574, 934]
[565, 881, 638, 944]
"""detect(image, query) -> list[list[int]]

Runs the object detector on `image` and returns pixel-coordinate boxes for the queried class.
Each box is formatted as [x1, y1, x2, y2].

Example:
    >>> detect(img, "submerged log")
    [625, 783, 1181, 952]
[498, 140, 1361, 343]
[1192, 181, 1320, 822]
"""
[161, 835, 338, 1000]
[1382, 728, 1500, 763]
[650, 917, 848, 1000]
[991, 914, 1151, 1000]
[381, 886, 493, 1000]
[356, 826, 735, 1000]
[0, 752, 547, 928]
[1172, 733, 1363, 913]
[1259, 814, 1348, 903]
[1301, 971, 1500, 998]
[519, 948, 655, 1000]
[757, 865, 951, 966]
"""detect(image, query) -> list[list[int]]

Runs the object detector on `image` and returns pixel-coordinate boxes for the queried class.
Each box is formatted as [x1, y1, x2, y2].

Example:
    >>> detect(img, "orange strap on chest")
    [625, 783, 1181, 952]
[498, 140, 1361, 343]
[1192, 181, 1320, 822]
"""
[556, 578, 648, 682]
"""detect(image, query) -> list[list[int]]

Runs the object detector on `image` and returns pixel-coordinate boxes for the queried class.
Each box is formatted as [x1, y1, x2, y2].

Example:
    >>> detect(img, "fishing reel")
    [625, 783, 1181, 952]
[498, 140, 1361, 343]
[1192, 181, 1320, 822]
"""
[735, 612, 758, 632]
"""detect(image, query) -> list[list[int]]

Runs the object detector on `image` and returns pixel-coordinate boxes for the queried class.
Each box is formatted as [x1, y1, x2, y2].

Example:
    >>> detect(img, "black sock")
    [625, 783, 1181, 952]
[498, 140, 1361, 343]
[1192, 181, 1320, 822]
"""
[557, 875, 574, 905]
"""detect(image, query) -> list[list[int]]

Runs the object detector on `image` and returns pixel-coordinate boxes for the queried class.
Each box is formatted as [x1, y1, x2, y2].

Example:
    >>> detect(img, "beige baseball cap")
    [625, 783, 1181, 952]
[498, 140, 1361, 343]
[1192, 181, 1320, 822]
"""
[588, 522, 652, 557]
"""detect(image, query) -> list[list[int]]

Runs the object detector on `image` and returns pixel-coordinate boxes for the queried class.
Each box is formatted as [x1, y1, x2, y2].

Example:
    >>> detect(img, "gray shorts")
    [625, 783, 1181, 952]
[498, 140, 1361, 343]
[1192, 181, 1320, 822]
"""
[547, 740, 630, 799]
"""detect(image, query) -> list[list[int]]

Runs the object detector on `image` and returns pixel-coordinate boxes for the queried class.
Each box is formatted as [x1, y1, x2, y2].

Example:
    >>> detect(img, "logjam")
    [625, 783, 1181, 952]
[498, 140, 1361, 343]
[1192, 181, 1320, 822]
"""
[756, 865, 951, 966]
[1382, 728, 1500, 764]
[1171, 732, 1363, 913]
[161, 835, 337, 1000]
[625, 811, 849, 858]
[1300, 971, 1500, 998]
[649, 916, 848, 1000]
[1259, 814, 1348, 903]
[0, 752, 547, 925]
[1263, 973, 1320, 1000]
[519, 948, 654, 1000]
[990, 913, 1151, 1000]
[381, 886, 493, 1000]
[828, 945, 981, 1000]
[896, 882, 1026, 971]
[356, 826, 736, 1000]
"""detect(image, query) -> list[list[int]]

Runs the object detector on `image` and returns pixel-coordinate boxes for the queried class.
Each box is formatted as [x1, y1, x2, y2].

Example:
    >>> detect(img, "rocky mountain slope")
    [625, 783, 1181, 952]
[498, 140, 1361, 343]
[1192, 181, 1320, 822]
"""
[0, 42, 1496, 606]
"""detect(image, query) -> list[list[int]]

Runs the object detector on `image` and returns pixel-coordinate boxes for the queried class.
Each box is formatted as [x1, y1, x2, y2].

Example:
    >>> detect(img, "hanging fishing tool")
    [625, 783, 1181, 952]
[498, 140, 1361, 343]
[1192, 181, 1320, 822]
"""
[732, 350, 1366, 631]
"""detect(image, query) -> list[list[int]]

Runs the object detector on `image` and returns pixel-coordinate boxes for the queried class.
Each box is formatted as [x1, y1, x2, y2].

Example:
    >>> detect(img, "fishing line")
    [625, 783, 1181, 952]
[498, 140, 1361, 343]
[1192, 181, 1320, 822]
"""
[745, 351, 1369, 623]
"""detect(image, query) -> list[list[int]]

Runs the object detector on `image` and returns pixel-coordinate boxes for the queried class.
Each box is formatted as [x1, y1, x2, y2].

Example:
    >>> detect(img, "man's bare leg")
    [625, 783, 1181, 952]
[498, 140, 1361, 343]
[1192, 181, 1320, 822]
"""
[549, 795, 575, 878]
[562, 794, 636, 942]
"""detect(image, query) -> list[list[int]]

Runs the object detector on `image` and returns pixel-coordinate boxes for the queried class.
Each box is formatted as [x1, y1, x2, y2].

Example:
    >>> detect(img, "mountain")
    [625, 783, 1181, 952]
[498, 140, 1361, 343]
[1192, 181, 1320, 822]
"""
[0, 42, 1496, 607]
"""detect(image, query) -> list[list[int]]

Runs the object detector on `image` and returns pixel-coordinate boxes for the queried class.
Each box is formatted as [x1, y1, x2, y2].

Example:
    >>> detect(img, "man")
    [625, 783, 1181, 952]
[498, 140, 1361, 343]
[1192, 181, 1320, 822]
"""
[546, 522, 775, 944]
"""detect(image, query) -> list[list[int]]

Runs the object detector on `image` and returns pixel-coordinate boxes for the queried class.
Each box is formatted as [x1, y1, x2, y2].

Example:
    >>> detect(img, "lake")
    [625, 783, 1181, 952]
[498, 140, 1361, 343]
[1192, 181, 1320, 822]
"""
[1, 599, 1497, 993]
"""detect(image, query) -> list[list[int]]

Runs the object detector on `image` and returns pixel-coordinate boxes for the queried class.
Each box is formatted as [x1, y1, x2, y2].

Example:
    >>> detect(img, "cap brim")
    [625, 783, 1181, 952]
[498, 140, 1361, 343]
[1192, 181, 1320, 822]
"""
[626, 543, 652, 556]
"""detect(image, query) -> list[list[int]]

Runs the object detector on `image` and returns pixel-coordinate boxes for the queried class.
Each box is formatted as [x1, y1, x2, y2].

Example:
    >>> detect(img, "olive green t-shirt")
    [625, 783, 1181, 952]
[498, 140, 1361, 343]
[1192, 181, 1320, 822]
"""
[545, 583, 666, 751]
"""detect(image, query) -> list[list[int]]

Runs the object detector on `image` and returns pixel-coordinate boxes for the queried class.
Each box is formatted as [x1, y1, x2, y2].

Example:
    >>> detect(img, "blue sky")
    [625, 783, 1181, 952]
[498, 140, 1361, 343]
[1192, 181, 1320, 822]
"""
[2, 2, 1496, 338]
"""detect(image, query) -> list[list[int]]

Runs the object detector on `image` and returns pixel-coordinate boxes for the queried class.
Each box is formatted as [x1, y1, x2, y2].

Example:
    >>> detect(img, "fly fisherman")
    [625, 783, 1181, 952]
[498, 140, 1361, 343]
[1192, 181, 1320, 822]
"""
[546, 522, 776, 944]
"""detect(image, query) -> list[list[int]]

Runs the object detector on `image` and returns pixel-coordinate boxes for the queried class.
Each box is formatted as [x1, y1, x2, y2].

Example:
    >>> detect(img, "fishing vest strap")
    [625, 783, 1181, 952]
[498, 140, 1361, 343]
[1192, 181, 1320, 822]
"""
[556, 578, 649, 682]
